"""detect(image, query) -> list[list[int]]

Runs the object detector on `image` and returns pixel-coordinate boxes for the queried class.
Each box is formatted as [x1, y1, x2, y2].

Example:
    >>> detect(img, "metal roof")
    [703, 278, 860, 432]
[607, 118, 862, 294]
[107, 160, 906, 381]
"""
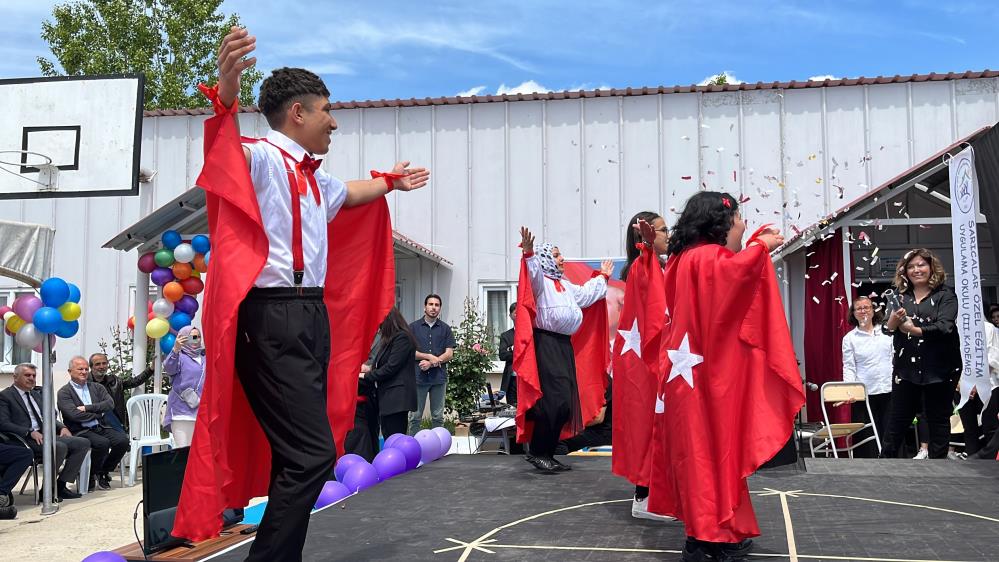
[103, 187, 452, 266]
[771, 125, 994, 260]
[143, 70, 999, 117]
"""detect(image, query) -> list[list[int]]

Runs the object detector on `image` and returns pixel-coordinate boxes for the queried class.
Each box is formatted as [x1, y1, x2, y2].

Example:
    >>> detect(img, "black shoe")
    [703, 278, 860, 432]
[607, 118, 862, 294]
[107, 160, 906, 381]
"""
[96, 473, 112, 490]
[0, 492, 10, 508]
[57, 483, 82, 500]
[0, 505, 16, 520]
[527, 455, 558, 473]
[680, 538, 713, 562]
[551, 457, 572, 471]
[717, 539, 753, 557]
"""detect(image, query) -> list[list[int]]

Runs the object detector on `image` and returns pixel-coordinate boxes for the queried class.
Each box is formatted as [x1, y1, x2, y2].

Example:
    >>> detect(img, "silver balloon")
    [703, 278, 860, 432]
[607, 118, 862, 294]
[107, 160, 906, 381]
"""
[15, 323, 43, 349]
[173, 243, 196, 264]
[152, 297, 175, 319]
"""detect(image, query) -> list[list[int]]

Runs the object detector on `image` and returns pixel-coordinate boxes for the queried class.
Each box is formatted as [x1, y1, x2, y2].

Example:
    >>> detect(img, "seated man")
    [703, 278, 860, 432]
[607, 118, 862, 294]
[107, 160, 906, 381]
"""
[0, 442, 32, 518]
[554, 376, 612, 455]
[57, 356, 130, 491]
[0, 363, 89, 500]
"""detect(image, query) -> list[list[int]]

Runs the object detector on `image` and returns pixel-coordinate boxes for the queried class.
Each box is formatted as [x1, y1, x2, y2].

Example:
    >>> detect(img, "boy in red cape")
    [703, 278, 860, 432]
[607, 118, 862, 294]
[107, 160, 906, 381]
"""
[647, 192, 804, 562]
[513, 226, 612, 473]
[171, 28, 429, 562]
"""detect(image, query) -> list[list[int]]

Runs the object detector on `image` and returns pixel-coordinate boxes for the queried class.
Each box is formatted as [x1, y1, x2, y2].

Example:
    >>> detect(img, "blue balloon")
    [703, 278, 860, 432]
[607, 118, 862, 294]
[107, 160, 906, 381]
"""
[204, 250, 210, 266]
[32, 307, 63, 333]
[168, 311, 192, 331]
[40, 277, 70, 308]
[161, 230, 182, 250]
[54, 320, 79, 338]
[191, 235, 211, 254]
[66, 283, 81, 304]
[160, 333, 176, 354]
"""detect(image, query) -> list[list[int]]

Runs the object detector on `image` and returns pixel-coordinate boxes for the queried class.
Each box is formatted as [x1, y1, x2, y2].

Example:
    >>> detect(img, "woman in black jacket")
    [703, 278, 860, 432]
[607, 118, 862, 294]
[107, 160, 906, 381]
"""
[883, 248, 961, 459]
[360, 307, 419, 438]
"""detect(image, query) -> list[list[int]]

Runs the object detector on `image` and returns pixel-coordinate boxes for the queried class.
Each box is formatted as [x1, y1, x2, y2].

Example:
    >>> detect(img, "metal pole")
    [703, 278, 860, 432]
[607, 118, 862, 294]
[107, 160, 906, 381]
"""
[133, 270, 150, 395]
[40, 335, 58, 515]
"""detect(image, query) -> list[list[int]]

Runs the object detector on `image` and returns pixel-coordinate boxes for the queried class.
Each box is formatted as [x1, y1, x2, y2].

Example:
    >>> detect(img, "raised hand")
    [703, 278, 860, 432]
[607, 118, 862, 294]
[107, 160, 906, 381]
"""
[600, 260, 614, 277]
[519, 226, 535, 254]
[755, 227, 785, 251]
[217, 26, 257, 107]
[390, 161, 431, 192]
[635, 219, 656, 246]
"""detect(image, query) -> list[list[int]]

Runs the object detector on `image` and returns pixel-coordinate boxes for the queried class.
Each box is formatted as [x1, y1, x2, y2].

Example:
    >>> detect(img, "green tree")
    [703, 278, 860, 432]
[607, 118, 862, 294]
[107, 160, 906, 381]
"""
[445, 298, 497, 420]
[38, 0, 262, 110]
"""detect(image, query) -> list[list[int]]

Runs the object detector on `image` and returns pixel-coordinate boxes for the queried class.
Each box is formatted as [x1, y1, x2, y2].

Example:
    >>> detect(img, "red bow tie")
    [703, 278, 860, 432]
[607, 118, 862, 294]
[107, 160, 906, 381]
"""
[295, 156, 322, 205]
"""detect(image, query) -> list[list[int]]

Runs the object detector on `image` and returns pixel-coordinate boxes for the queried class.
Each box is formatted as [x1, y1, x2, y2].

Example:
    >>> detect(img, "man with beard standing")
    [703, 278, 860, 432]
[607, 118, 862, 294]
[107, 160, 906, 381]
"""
[88, 353, 153, 432]
[408, 294, 455, 434]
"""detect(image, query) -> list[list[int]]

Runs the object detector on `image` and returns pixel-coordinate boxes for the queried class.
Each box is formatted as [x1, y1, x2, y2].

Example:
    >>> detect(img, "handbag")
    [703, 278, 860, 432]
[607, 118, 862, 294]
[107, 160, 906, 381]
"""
[179, 361, 206, 409]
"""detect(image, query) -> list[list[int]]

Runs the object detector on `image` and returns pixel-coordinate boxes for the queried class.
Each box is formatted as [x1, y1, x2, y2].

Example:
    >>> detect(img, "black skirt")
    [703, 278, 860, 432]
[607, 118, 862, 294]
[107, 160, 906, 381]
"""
[528, 328, 583, 454]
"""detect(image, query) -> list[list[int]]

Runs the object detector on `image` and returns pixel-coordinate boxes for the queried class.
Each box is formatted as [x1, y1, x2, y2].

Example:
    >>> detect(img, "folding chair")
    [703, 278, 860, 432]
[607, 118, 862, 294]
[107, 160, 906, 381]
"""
[809, 382, 881, 458]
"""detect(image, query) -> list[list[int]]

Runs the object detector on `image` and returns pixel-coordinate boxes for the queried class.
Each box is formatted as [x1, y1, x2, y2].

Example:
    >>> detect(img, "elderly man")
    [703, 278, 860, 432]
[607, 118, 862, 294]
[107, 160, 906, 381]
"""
[88, 353, 153, 432]
[0, 363, 89, 500]
[57, 356, 130, 491]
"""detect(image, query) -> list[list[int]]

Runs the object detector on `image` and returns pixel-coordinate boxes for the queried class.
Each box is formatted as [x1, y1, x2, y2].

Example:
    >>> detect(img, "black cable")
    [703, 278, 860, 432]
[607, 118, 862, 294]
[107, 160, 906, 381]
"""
[132, 499, 149, 561]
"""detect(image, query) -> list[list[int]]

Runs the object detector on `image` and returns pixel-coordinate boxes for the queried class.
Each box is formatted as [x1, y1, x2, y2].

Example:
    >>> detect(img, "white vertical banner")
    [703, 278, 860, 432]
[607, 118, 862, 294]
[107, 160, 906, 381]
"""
[949, 146, 990, 409]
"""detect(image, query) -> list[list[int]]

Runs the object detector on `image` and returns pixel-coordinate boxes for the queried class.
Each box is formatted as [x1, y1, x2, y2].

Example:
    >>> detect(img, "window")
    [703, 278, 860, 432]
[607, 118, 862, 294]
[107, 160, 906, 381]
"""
[479, 283, 515, 357]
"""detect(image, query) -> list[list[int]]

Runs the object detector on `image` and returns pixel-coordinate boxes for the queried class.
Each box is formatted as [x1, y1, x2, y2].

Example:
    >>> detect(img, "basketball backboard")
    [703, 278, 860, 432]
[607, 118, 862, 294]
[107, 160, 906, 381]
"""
[0, 74, 144, 199]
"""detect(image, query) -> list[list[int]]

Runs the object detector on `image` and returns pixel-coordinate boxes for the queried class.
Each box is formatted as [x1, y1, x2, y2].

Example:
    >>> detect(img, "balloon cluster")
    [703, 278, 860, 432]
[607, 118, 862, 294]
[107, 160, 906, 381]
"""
[314, 428, 452, 510]
[1, 277, 82, 352]
[134, 230, 210, 354]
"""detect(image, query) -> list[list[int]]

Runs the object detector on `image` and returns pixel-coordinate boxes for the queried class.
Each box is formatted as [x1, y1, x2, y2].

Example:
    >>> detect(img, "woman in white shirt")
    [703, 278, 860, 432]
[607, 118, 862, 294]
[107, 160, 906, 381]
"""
[841, 296, 893, 457]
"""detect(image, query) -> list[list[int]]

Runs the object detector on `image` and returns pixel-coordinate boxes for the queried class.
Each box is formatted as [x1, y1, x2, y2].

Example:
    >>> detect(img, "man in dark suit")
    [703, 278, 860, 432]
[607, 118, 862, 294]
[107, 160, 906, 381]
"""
[498, 302, 517, 406]
[57, 356, 129, 490]
[0, 363, 89, 500]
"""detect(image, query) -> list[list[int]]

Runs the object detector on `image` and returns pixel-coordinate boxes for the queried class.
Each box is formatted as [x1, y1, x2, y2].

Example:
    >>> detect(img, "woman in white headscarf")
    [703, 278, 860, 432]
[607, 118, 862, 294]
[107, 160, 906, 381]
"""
[163, 325, 207, 447]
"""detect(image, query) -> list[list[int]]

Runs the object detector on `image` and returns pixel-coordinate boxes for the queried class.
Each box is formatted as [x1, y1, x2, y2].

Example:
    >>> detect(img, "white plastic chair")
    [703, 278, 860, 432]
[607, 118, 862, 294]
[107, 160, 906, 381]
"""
[125, 394, 174, 486]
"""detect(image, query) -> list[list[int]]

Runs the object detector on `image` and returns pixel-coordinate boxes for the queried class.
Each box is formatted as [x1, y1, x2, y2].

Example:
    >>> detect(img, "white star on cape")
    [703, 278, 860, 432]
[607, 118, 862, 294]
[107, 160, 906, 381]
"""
[618, 319, 642, 358]
[666, 333, 702, 389]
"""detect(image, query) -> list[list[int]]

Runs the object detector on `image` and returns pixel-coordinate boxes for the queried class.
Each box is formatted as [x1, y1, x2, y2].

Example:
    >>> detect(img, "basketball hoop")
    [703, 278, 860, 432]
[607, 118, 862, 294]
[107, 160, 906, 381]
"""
[0, 149, 59, 190]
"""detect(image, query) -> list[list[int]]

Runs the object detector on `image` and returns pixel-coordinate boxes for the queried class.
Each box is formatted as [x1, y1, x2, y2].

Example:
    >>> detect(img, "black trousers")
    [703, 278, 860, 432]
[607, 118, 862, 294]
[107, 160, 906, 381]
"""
[28, 435, 90, 484]
[883, 379, 953, 459]
[959, 392, 999, 456]
[555, 427, 611, 455]
[506, 376, 518, 406]
[850, 393, 891, 458]
[235, 288, 336, 562]
[528, 329, 582, 457]
[0, 444, 32, 495]
[380, 411, 409, 439]
[75, 426, 130, 476]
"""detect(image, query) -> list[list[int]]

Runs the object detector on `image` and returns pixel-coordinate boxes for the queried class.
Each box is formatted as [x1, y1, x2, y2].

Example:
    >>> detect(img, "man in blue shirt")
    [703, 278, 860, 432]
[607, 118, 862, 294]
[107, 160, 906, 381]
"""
[408, 294, 456, 434]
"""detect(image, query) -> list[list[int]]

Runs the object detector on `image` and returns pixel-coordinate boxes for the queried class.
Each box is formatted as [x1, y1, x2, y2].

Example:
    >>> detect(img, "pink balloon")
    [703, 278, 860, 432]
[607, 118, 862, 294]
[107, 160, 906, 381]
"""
[12, 295, 42, 321]
[33, 334, 56, 353]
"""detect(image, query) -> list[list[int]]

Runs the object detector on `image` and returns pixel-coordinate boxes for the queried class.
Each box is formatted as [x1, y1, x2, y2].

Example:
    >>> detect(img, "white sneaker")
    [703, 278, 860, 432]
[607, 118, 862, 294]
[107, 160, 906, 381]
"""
[912, 449, 929, 460]
[947, 451, 967, 460]
[631, 496, 676, 522]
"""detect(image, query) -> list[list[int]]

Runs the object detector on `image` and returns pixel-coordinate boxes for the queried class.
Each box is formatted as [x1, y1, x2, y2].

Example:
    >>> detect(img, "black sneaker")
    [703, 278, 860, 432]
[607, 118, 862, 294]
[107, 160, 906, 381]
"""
[96, 473, 112, 490]
[527, 455, 558, 473]
[714, 539, 753, 560]
[551, 457, 572, 471]
[0, 492, 10, 508]
[0, 505, 16, 520]
[680, 538, 713, 562]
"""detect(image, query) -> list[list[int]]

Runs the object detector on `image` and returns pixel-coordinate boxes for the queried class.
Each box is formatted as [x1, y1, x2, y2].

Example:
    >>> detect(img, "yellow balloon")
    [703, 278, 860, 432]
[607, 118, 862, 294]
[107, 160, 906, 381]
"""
[145, 317, 170, 339]
[190, 269, 201, 278]
[59, 302, 82, 321]
[5, 315, 25, 334]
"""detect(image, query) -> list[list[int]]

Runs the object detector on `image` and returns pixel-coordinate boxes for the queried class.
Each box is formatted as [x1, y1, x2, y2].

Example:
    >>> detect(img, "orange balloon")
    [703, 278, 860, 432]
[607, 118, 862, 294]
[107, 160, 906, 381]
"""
[163, 281, 184, 302]
[172, 262, 193, 280]
[192, 255, 208, 273]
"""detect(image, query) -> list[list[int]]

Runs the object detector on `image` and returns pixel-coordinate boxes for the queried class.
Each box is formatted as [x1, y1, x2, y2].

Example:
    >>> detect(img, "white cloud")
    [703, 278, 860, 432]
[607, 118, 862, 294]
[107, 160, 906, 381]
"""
[309, 62, 356, 76]
[456, 86, 487, 97]
[496, 80, 550, 95]
[697, 71, 743, 86]
[808, 74, 840, 82]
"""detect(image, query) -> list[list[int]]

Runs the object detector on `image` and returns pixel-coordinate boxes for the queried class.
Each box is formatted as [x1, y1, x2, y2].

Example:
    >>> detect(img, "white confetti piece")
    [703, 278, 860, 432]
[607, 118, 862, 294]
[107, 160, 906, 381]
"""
[812, 296, 821, 304]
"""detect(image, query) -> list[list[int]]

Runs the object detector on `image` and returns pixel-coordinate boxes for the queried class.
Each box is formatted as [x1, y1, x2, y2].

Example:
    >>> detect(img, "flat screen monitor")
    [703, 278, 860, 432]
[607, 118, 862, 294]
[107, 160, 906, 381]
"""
[142, 446, 190, 554]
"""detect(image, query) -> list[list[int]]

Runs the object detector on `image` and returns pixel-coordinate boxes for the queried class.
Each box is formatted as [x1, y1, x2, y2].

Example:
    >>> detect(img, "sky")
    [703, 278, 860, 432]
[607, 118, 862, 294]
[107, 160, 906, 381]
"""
[2, 0, 999, 104]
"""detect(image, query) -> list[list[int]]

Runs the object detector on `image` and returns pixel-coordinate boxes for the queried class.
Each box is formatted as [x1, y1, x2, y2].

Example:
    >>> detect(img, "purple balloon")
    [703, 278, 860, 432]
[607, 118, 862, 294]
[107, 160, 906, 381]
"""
[12, 295, 42, 321]
[175, 294, 199, 315]
[415, 429, 442, 464]
[390, 435, 422, 470]
[341, 462, 380, 492]
[383, 433, 405, 449]
[150, 267, 175, 286]
[432, 427, 453, 458]
[82, 552, 127, 562]
[334, 453, 367, 482]
[314, 480, 351, 509]
[137, 252, 158, 273]
[372, 447, 408, 480]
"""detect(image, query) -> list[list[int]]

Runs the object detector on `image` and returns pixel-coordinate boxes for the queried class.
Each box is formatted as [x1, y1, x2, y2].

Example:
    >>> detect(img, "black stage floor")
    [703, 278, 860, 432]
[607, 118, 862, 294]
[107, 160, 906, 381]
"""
[209, 456, 999, 562]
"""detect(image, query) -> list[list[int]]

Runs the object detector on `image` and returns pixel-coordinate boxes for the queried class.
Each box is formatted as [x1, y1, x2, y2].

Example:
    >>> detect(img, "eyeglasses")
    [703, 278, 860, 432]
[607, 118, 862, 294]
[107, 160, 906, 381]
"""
[854, 306, 873, 311]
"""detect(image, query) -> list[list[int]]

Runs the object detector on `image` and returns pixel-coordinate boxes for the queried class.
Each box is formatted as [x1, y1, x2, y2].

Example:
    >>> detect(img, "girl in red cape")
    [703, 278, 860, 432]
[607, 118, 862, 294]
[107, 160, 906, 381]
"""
[647, 192, 804, 562]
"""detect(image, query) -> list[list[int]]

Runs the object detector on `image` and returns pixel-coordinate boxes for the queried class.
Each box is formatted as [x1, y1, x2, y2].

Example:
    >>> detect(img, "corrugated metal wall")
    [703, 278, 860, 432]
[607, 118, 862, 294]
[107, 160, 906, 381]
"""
[2, 77, 998, 364]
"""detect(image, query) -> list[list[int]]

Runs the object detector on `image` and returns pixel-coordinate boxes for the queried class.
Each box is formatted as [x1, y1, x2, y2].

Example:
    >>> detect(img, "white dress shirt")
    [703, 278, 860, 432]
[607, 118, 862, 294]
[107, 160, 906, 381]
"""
[244, 130, 348, 288]
[841, 325, 894, 396]
[20, 389, 42, 431]
[70, 380, 99, 428]
[983, 321, 999, 389]
[526, 254, 607, 336]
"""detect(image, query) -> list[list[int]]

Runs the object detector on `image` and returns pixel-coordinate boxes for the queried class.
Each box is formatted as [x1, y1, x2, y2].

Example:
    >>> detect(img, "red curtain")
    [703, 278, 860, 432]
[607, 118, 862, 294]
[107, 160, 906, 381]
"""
[803, 228, 852, 423]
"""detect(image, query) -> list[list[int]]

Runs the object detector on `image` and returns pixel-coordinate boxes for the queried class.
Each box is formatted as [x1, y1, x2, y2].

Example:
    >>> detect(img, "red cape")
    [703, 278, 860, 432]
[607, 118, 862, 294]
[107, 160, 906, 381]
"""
[172, 88, 394, 541]
[513, 256, 610, 444]
[611, 245, 665, 487]
[647, 243, 804, 542]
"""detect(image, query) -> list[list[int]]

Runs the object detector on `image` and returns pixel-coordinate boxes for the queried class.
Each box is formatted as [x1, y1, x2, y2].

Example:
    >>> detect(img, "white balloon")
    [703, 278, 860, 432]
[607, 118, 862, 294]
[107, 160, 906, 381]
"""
[173, 243, 196, 264]
[15, 323, 43, 349]
[152, 298, 175, 319]
[2, 311, 13, 322]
